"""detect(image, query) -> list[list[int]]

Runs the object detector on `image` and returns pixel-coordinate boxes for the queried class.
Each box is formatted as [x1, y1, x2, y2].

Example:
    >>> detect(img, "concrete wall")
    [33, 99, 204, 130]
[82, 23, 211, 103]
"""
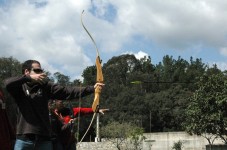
[77, 142, 116, 150]
[77, 132, 225, 150]
[142, 132, 220, 150]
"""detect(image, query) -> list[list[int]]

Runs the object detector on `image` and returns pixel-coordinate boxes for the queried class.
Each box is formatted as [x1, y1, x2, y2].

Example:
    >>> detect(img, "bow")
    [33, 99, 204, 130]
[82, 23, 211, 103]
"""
[79, 10, 104, 143]
[81, 10, 104, 112]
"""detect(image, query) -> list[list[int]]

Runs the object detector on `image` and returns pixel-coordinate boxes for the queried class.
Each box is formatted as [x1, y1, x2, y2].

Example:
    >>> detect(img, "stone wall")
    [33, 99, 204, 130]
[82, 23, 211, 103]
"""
[77, 141, 117, 150]
[77, 132, 225, 150]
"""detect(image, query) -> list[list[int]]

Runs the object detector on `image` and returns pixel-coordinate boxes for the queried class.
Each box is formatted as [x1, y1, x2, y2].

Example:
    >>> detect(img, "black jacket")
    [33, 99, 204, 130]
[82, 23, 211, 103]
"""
[4, 75, 94, 137]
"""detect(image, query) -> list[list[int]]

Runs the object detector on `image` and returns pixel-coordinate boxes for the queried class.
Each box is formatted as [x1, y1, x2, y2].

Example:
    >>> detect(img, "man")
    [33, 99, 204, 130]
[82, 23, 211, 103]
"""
[50, 100, 109, 150]
[0, 88, 15, 150]
[4, 59, 104, 150]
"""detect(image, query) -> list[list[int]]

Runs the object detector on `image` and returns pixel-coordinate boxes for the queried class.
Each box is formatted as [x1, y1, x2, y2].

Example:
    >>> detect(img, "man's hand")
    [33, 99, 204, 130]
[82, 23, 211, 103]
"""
[99, 108, 109, 115]
[69, 118, 77, 124]
[30, 73, 47, 84]
[94, 83, 105, 90]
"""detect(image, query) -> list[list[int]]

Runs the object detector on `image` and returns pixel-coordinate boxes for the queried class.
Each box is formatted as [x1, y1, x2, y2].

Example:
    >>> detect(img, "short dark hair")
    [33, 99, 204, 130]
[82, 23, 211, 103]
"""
[0, 88, 4, 100]
[22, 60, 40, 74]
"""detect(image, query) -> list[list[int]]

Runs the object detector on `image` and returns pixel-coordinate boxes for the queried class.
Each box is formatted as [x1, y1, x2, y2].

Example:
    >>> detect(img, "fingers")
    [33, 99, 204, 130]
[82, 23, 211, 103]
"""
[38, 73, 47, 82]
[99, 109, 109, 115]
[94, 83, 105, 89]
[69, 119, 74, 123]
[31, 73, 47, 84]
[69, 118, 77, 124]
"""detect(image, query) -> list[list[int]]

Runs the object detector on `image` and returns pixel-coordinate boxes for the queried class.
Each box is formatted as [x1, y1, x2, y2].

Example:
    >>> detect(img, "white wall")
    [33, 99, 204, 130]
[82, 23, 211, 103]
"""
[143, 132, 224, 150]
[77, 132, 225, 150]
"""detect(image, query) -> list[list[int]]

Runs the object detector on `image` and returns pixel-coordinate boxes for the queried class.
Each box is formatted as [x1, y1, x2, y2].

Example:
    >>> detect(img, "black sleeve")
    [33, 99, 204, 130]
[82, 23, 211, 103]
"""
[4, 75, 32, 96]
[47, 82, 95, 100]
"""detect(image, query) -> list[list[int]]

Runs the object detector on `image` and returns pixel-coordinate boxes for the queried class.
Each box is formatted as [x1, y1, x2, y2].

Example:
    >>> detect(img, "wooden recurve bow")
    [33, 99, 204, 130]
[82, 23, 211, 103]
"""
[79, 10, 104, 143]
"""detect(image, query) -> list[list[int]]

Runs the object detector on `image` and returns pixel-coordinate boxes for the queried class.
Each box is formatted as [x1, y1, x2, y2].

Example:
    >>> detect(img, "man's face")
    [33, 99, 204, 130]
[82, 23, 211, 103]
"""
[24, 62, 44, 76]
[30, 63, 44, 75]
[55, 100, 64, 110]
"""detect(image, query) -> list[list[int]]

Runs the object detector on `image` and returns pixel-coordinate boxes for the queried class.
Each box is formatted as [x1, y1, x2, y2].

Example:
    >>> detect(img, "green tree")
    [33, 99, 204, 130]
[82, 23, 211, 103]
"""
[45, 71, 55, 82]
[184, 73, 227, 144]
[185, 57, 206, 91]
[206, 64, 222, 76]
[82, 66, 96, 85]
[128, 126, 146, 150]
[143, 85, 192, 132]
[100, 121, 145, 150]
[0, 57, 21, 86]
[172, 140, 184, 150]
[0, 57, 21, 128]
[53, 72, 71, 85]
[97, 54, 206, 132]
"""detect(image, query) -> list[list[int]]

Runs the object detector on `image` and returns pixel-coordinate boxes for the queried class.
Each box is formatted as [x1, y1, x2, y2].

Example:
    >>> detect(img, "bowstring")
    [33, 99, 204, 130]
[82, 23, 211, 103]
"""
[81, 10, 100, 57]
[78, 10, 100, 148]
[77, 82, 82, 142]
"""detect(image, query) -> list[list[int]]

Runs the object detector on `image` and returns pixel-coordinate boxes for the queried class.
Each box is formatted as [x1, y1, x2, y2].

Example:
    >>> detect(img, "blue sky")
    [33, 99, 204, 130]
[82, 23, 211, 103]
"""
[1, 0, 227, 80]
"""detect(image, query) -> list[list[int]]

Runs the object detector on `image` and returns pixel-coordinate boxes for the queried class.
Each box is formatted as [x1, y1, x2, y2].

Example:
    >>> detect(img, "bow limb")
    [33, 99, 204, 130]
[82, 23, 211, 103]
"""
[92, 56, 103, 112]
[78, 10, 104, 144]
[79, 62, 103, 142]
[81, 10, 104, 112]
[81, 10, 100, 57]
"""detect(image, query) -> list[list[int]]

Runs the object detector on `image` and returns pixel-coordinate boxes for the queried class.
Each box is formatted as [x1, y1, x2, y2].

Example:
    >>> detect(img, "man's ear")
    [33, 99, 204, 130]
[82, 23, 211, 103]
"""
[24, 69, 30, 75]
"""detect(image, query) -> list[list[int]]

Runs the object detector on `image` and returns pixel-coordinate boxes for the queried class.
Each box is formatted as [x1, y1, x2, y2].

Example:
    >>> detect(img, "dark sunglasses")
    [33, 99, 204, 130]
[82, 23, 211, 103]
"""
[31, 68, 44, 74]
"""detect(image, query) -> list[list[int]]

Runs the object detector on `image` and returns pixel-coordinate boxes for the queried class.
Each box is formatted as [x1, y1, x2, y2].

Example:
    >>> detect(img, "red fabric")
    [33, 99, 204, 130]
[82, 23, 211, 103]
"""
[0, 90, 15, 150]
[63, 115, 71, 124]
[73, 107, 93, 117]
[63, 107, 93, 124]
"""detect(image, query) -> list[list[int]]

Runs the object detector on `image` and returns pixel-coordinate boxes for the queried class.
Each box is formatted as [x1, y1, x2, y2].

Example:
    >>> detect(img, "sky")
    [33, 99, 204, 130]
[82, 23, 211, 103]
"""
[1, 0, 227, 80]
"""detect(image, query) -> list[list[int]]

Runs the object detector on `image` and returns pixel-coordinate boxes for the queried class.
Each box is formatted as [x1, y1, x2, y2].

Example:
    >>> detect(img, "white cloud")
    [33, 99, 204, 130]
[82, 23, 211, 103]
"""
[123, 51, 149, 60]
[1, 0, 227, 80]
[108, 0, 227, 51]
[220, 47, 227, 56]
[134, 51, 149, 60]
[0, 0, 93, 80]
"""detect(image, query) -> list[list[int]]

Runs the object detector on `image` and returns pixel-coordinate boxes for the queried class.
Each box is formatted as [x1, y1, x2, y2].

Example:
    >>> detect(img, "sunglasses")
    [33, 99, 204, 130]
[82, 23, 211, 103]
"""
[31, 68, 44, 74]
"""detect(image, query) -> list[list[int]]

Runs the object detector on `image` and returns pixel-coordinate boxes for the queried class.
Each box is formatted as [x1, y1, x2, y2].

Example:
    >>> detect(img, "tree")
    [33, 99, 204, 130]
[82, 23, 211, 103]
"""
[0, 57, 21, 86]
[0, 57, 21, 128]
[172, 140, 184, 150]
[100, 121, 145, 150]
[45, 71, 55, 82]
[185, 57, 206, 91]
[104, 54, 140, 87]
[82, 66, 96, 85]
[143, 85, 192, 132]
[128, 125, 146, 150]
[53, 72, 71, 85]
[184, 73, 227, 144]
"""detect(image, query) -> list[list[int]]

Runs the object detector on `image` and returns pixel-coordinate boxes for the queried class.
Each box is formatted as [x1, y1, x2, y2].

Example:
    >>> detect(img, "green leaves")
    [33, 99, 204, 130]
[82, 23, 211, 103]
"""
[100, 121, 145, 150]
[0, 57, 21, 86]
[184, 73, 227, 143]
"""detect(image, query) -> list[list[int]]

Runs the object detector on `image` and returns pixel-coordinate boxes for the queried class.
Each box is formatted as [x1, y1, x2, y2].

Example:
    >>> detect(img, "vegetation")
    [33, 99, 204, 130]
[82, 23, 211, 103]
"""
[100, 121, 145, 150]
[172, 140, 184, 150]
[0, 54, 226, 143]
[184, 73, 227, 144]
